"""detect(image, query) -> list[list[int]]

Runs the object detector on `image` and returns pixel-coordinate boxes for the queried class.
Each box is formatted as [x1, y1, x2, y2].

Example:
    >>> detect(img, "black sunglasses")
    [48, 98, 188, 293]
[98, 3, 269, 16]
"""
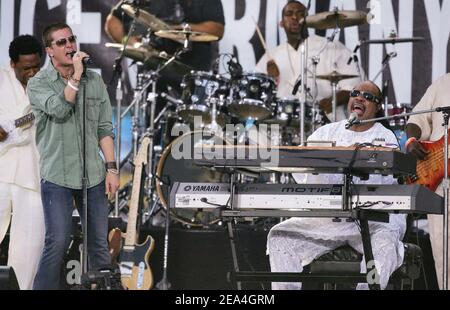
[350, 89, 381, 105]
[51, 35, 77, 47]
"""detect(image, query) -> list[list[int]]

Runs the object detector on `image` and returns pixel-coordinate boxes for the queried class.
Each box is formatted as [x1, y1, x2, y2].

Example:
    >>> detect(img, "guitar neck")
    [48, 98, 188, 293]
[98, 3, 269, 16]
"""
[15, 113, 35, 128]
[124, 163, 144, 247]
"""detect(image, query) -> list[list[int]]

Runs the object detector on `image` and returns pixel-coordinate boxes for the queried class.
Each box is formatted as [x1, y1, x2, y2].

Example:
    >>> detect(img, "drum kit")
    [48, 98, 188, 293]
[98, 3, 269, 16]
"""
[108, 5, 423, 228]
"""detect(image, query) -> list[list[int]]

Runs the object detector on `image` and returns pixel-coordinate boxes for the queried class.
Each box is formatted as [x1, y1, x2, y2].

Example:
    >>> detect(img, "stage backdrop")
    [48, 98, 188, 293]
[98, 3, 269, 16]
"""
[1, 0, 450, 106]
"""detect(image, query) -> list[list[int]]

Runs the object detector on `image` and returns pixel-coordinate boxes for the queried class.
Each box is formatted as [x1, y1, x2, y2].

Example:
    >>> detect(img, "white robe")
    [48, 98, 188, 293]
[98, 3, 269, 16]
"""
[0, 67, 44, 289]
[267, 121, 406, 290]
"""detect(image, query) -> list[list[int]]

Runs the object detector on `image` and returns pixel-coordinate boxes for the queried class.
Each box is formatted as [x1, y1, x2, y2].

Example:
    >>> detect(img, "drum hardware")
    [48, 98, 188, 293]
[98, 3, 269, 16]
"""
[294, 8, 368, 128]
[109, 17, 141, 218]
[121, 3, 171, 32]
[228, 72, 276, 121]
[155, 27, 219, 43]
[348, 41, 365, 81]
[116, 46, 190, 224]
[105, 42, 192, 87]
[178, 71, 230, 126]
[316, 71, 359, 122]
[303, 8, 368, 30]
[371, 51, 397, 82]
[361, 37, 425, 45]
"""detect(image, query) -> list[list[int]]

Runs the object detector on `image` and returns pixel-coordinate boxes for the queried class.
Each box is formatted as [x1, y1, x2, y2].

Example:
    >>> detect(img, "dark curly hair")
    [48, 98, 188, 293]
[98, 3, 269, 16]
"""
[9, 34, 43, 63]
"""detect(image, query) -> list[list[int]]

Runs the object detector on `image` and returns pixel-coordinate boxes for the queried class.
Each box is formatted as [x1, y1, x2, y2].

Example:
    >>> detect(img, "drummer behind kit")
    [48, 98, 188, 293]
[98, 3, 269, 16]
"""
[107, 5, 424, 229]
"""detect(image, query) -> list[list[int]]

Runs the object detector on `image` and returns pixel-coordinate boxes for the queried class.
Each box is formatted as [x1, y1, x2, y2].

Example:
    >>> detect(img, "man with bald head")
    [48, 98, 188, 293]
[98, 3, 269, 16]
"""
[266, 81, 406, 290]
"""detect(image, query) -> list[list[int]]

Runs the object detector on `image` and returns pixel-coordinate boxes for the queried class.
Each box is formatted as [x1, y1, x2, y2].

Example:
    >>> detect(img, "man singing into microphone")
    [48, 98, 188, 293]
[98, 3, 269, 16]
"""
[267, 81, 405, 290]
[27, 23, 119, 289]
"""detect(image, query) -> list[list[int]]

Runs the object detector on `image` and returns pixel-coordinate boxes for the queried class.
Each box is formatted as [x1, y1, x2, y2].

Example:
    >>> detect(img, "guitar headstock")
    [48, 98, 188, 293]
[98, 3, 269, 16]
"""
[133, 136, 151, 166]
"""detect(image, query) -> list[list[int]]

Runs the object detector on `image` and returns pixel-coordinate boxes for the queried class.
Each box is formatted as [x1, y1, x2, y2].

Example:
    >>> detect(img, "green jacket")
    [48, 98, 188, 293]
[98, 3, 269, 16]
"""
[27, 63, 114, 189]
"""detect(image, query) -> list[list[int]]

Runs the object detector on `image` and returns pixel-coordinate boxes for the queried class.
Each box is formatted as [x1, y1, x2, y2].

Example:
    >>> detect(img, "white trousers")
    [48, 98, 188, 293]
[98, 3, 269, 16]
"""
[267, 218, 405, 290]
[0, 182, 45, 289]
[428, 213, 450, 290]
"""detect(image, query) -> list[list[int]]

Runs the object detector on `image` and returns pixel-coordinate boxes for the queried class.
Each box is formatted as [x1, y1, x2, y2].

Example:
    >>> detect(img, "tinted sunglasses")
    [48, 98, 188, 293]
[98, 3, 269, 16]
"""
[51, 35, 77, 47]
[350, 89, 381, 105]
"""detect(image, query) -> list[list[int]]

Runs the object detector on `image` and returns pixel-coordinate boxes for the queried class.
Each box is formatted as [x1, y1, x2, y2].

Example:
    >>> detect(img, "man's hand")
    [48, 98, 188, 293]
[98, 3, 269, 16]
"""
[406, 139, 429, 160]
[267, 59, 280, 81]
[0, 126, 8, 142]
[72, 51, 90, 78]
[105, 172, 120, 199]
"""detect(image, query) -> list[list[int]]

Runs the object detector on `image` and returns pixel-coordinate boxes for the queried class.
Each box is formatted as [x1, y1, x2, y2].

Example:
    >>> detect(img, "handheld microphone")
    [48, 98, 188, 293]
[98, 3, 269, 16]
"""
[69, 51, 93, 65]
[345, 112, 359, 129]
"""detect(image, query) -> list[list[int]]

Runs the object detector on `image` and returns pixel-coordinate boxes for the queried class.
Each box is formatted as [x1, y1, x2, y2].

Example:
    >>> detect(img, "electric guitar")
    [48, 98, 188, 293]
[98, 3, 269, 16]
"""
[118, 137, 155, 290]
[0, 111, 35, 156]
[406, 134, 450, 192]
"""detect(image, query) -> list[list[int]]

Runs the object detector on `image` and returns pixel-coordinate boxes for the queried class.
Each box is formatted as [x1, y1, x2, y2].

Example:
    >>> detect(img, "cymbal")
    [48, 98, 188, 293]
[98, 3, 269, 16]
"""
[121, 4, 170, 31]
[316, 71, 359, 83]
[362, 37, 425, 44]
[105, 42, 158, 62]
[105, 42, 192, 79]
[155, 29, 219, 42]
[304, 10, 367, 30]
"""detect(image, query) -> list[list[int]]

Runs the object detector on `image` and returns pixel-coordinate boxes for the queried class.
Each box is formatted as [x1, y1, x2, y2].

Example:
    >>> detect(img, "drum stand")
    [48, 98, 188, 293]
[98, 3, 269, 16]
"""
[299, 39, 308, 145]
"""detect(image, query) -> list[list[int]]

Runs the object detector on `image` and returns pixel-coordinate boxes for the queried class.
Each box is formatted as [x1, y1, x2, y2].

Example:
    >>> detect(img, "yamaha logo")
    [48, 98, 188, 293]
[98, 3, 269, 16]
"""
[183, 185, 221, 192]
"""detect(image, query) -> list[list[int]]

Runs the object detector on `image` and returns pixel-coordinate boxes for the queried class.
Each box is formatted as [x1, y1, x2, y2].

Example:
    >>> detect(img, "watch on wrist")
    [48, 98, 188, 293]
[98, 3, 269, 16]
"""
[105, 161, 117, 170]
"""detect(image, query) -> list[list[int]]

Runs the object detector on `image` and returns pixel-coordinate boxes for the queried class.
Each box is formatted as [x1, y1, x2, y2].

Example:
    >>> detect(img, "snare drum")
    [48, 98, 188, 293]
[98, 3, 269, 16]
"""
[178, 71, 230, 126]
[228, 72, 276, 120]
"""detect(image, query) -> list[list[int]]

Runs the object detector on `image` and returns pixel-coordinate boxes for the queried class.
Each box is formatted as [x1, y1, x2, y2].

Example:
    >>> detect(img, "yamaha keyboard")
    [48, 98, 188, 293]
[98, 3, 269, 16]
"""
[193, 145, 416, 176]
[170, 182, 443, 215]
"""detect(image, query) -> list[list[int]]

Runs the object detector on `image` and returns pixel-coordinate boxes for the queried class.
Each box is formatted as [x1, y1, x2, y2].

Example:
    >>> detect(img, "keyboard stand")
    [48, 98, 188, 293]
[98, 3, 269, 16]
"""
[223, 171, 385, 290]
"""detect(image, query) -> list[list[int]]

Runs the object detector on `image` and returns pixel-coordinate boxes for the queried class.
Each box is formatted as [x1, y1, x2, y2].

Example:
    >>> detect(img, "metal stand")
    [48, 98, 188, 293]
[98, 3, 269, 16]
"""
[442, 109, 449, 290]
[155, 188, 172, 290]
[114, 75, 122, 217]
[371, 52, 397, 82]
[358, 211, 381, 290]
[80, 66, 89, 276]
[331, 81, 338, 122]
[311, 56, 319, 132]
[299, 40, 308, 145]
[225, 170, 242, 290]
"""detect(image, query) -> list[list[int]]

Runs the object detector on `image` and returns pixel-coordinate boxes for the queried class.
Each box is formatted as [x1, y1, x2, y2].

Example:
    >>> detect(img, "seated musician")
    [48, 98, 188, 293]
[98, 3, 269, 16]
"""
[267, 81, 406, 290]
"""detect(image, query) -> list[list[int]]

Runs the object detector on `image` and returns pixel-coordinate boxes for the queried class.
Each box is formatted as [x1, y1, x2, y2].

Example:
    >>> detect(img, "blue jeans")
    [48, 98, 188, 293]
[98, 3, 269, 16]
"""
[33, 180, 110, 290]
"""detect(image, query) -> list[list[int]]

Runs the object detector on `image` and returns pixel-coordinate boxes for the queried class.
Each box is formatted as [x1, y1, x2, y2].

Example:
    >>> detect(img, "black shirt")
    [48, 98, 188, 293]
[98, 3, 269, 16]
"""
[111, 0, 225, 71]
